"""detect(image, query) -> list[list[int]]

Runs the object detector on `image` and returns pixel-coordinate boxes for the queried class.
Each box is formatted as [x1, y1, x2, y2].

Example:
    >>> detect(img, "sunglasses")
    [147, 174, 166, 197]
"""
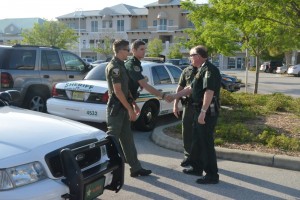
[189, 53, 198, 57]
[122, 48, 130, 52]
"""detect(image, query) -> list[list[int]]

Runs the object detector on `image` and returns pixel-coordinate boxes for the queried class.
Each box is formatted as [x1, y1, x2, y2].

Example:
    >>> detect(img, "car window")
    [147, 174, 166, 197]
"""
[151, 65, 172, 85]
[41, 50, 62, 70]
[166, 65, 182, 83]
[5, 49, 36, 70]
[62, 52, 85, 71]
[84, 63, 107, 80]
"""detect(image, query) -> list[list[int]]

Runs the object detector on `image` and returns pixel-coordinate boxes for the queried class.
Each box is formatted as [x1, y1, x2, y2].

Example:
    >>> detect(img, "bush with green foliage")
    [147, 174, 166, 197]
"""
[171, 91, 300, 153]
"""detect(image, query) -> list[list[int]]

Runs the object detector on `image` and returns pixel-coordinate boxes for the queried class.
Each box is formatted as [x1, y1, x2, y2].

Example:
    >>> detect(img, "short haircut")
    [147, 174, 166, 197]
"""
[131, 40, 145, 50]
[113, 39, 129, 54]
[194, 45, 208, 58]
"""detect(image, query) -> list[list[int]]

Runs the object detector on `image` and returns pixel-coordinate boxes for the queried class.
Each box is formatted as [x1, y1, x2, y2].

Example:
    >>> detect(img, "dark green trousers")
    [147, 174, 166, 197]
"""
[182, 104, 194, 159]
[190, 111, 219, 177]
[106, 107, 142, 173]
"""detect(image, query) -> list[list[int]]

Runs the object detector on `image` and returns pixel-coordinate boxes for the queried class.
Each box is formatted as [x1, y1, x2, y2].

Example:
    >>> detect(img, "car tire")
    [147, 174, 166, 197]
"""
[134, 101, 158, 131]
[24, 91, 48, 112]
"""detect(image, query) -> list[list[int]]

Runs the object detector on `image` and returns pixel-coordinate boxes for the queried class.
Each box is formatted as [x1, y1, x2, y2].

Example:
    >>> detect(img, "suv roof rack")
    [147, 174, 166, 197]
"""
[12, 44, 60, 49]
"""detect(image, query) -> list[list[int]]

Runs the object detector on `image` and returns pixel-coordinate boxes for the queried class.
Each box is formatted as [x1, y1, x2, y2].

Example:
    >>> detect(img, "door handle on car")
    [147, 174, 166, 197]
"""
[69, 75, 74, 78]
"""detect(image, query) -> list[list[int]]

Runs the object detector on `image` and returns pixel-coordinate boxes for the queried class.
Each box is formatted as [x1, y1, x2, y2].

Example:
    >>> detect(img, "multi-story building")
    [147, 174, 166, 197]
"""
[0, 18, 45, 44]
[57, 1, 194, 61]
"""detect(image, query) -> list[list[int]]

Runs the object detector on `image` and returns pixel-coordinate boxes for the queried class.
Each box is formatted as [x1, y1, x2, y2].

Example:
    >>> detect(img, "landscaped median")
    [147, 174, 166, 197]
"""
[151, 121, 300, 172]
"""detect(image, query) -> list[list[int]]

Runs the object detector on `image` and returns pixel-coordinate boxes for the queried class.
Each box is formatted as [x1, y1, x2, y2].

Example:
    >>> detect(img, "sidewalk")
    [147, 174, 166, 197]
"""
[151, 121, 300, 172]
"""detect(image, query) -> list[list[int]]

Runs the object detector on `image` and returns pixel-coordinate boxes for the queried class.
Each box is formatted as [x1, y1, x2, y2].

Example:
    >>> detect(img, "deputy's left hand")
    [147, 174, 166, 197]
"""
[198, 112, 206, 124]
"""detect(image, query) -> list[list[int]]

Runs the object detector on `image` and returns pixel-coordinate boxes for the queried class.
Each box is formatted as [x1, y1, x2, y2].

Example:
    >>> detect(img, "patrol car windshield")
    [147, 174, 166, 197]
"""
[84, 62, 108, 81]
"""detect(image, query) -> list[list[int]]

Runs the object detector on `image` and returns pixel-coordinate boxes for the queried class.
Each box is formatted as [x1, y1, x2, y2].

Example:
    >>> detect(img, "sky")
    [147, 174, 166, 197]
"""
[1, 0, 208, 20]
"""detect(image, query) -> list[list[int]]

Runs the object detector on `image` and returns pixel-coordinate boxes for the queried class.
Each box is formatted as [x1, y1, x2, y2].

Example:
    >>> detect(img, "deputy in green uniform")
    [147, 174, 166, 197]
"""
[173, 65, 198, 167]
[125, 40, 173, 105]
[105, 39, 151, 177]
[172, 45, 221, 184]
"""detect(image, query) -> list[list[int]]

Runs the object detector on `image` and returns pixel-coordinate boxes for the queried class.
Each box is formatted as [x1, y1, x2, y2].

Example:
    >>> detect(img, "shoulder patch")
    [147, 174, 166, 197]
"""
[112, 68, 120, 77]
[134, 65, 141, 72]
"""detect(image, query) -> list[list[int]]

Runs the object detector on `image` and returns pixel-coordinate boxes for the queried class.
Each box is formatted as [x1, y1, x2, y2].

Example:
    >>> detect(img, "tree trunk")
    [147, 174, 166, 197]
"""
[254, 55, 260, 94]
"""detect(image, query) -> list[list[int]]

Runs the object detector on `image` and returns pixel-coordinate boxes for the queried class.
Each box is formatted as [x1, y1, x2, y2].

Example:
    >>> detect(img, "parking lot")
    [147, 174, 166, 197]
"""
[223, 70, 300, 98]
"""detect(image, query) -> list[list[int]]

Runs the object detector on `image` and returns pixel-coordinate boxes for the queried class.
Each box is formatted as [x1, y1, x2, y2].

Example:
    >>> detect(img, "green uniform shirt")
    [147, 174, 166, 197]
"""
[178, 65, 198, 88]
[192, 61, 221, 103]
[105, 57, 129, 99]
[125, 56, 144, 99]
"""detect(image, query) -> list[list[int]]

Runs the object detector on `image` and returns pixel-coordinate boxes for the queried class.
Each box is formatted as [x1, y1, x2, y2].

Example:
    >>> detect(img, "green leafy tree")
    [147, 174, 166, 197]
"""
[147, 38, 163, 57]
[21, 20, 78, 49]
[91, 36, 114, 59]
[167, 44, 182, 59]
[181, 0, 300, 94]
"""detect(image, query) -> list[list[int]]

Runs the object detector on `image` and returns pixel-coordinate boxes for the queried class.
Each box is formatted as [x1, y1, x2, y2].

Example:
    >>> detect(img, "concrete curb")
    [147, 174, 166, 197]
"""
[151, 121, 300, 171]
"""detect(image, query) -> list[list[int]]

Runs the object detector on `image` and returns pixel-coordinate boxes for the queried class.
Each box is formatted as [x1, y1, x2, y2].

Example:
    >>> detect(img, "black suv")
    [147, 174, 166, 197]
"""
[0, 44, 91, 112]
[265, 60, 284, 73]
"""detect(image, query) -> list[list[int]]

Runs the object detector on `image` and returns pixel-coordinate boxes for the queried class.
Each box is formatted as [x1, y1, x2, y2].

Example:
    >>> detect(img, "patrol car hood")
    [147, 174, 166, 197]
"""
[56, 80, 108, 93]
[0, 106, 104, 160]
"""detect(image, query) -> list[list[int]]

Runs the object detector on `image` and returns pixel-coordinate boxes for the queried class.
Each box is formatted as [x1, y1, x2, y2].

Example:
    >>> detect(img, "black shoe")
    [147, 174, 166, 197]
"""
[130, 168, 152, 177]
[196, 175, 219, 184]
[182, 168, 203, 176]
[181, 159, 191, 167]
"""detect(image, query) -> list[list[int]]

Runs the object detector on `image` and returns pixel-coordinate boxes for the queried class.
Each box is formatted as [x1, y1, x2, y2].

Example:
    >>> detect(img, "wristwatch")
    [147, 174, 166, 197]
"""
[201, 108, 206, 113]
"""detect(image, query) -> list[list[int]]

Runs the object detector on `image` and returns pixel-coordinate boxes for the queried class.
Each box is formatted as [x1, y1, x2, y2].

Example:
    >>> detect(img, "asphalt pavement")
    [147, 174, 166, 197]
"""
[151, 121, 300, 172]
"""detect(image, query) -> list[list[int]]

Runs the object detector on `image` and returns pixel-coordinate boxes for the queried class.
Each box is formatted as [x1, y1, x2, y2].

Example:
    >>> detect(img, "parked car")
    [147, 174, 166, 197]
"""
[276, 64, 288, 74]
[47, 61, 182, 131]
[0, 90, 124, 200]
[165, 58, 190, 69]
[262, 60, 284, 73]
[91, 59, 106, 65]
[220, 72, 241, 92]
[0, 44, 91, 112]
[287, 64, 300, 77]
[81, 57, 94, 64]
[260, 62, 269, 71]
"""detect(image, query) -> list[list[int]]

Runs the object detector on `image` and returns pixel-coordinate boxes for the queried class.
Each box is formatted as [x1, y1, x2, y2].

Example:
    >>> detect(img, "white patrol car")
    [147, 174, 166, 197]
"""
[0, 90, 124, 200]
[47, 61, 182, 131]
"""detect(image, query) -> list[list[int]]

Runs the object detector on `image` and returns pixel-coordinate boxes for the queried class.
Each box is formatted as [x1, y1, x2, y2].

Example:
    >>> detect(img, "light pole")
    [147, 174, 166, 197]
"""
[74, 9, 83, 57]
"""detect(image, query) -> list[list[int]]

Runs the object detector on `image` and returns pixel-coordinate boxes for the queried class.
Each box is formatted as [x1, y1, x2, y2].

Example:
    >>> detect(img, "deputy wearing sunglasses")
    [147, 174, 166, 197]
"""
[171, 45, 221, 184]
[105, 39, 152, 178]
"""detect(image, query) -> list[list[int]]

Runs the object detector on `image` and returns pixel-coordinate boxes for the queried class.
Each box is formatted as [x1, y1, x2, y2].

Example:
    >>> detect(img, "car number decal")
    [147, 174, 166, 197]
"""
[86, 110, 97, 116]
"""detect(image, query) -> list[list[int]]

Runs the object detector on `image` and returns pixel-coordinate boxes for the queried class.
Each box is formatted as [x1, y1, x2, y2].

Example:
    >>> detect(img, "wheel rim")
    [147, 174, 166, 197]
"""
[145, 107, 153, 124]
[30, 96, 45, 111]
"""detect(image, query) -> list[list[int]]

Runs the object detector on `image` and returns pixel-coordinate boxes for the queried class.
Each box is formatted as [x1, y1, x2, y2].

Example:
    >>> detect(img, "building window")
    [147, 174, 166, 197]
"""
[68, 22, 76, 29]
[102, 20, 112, 28]
[138, 20, 147, 29]
[117, 20, 124, 32]
[188, 21, 194, 28]
[91, 21, 98, 32]
[168, 20, 174, 26]
[153, 20, 157, 27]
[158, 19, 167, 31]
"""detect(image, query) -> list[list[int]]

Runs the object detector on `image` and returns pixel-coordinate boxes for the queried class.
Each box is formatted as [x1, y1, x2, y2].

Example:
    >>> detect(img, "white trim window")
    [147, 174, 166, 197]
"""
[91, 21, 98, 32]
[117, 20, 124, 32]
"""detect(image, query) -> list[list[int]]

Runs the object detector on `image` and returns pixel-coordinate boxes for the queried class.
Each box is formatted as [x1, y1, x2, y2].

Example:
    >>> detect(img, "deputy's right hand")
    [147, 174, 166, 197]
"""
[128, 108, 137, 121]
[173, 105, 180, 118]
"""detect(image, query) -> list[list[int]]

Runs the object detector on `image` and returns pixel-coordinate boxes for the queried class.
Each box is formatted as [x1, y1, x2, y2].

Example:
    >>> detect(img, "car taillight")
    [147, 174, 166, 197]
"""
[102, 91, 109, 103]
[1, 72, 14, 88]
[51, 84, 58, 96]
